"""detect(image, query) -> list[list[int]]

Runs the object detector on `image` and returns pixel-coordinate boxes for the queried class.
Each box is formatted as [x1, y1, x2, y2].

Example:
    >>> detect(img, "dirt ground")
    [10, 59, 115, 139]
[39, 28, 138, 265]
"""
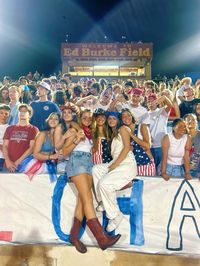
[0, 245, 199, 266]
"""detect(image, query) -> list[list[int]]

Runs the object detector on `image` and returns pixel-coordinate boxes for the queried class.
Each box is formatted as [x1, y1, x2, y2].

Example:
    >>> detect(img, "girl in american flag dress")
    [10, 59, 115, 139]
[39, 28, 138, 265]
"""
[121, 109, 156, 176]
[92, 108, 112, 165]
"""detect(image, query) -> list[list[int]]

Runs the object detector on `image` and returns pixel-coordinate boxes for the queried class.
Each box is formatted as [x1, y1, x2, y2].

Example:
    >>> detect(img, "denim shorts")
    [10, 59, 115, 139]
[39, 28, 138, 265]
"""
[65, 151, 93, 178]
[158, 163, 185, 178]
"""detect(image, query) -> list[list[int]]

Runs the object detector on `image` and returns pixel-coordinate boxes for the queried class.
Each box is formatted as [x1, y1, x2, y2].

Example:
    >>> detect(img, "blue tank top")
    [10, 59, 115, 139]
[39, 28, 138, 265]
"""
[41, 133, 55, 153]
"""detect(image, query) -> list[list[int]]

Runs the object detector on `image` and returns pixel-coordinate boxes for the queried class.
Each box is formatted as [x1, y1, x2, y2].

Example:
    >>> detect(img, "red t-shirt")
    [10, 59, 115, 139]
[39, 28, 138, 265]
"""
[3, 124, 38, 162]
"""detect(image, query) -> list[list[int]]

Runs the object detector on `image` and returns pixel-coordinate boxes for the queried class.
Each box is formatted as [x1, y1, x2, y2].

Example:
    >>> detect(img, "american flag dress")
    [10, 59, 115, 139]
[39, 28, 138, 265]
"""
[92, 138, 112, 165]
[131, 124, 156, 176]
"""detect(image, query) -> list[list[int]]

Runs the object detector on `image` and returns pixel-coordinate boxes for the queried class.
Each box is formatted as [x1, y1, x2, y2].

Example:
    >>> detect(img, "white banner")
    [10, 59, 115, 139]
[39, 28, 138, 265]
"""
[0, 174, 199, 256]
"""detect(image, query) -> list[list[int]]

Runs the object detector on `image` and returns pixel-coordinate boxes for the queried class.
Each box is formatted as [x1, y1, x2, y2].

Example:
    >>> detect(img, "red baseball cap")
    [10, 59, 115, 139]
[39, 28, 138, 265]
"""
[128, 88, 143, 95]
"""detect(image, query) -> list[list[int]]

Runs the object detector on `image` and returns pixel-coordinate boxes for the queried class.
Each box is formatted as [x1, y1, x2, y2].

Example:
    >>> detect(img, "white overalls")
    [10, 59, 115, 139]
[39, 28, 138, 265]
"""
[92, 134, 137, 220]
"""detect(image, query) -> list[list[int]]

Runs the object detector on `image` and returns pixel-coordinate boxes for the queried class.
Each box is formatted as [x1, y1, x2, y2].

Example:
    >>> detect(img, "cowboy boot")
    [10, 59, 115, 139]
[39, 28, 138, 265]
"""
[70, 217, 87, 253]
[87, 218, 121, 250]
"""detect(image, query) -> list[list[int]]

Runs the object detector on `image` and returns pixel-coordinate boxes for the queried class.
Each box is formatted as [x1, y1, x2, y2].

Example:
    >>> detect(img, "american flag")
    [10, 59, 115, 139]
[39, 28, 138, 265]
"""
[93, 139, 112, 165]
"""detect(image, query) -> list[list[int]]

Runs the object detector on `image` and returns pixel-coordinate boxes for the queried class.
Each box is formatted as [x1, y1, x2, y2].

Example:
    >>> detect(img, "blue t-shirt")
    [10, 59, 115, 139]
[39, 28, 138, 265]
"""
[30, 101, 60, 131]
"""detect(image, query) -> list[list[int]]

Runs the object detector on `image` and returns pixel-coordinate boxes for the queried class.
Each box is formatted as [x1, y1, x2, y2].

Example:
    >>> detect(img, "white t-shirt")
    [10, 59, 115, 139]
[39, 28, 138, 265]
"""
[149, 107, 169, 148]
[0, 124, 9, 158]
[116, 102, 150, 124]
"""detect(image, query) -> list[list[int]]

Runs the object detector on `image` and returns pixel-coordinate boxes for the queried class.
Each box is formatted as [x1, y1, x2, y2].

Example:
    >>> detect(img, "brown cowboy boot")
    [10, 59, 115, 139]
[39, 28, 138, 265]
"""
[70, 217, 87, 253]
[87, 218, 121, 250]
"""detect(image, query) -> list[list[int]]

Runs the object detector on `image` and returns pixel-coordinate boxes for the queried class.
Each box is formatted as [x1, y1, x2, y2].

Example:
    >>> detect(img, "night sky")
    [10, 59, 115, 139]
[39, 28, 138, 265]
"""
[0, 0, 200, 79]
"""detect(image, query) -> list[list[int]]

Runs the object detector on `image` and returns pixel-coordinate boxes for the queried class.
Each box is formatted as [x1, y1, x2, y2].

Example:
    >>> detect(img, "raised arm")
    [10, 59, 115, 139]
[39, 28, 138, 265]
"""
[171, 99, 180, 120]
[76, 95, 97, 107]
[156, 95, 172, 113]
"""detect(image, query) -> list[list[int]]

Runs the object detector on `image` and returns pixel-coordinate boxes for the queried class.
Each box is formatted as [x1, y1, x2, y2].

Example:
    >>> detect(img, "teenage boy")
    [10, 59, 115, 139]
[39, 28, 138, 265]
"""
[3, 104, 38, 172]
[0, 104, 10, 171]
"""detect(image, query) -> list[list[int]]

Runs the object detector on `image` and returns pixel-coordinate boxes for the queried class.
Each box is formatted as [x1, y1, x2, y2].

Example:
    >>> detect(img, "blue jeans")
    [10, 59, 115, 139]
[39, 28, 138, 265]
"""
[151, 147, 162, 171]
[158, 163, 185, 178]
[0, 158, 5, 171]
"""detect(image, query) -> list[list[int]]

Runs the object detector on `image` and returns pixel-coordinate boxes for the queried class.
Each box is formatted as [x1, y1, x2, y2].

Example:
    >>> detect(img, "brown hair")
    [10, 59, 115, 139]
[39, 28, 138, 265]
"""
[92, 115, 110, 152]
[18, 103, 33, 117]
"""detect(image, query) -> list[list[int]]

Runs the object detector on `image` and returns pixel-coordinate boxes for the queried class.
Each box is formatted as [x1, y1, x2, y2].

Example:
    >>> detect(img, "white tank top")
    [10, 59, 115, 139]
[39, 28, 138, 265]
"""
[111, 134, 134, 163]
[167, 133, 188, 165]
[73, 137, 93, 153]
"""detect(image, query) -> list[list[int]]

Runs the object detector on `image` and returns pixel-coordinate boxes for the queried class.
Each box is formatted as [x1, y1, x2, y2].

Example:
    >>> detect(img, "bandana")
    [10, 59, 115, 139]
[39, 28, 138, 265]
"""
[82, 126, 92, 140]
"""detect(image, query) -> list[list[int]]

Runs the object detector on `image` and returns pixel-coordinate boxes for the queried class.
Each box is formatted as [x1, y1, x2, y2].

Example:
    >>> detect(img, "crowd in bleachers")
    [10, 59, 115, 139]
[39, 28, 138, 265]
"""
[0, 71, 199, 252]
[0, 72, 199, 178]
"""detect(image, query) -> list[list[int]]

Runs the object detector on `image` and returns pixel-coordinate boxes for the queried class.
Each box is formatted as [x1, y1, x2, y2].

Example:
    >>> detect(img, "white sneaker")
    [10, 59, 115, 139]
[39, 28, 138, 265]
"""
[106, 213, 123, 232]
[96, 203, 105, 212]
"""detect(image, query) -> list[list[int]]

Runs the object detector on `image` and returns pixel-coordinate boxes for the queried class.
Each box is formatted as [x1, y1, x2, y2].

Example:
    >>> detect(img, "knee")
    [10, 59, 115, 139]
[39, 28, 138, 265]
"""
[80, 191, 93, 205]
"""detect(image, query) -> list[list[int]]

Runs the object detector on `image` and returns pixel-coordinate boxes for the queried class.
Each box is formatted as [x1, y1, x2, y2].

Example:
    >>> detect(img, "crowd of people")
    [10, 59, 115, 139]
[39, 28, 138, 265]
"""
[0, 72, 199, 253]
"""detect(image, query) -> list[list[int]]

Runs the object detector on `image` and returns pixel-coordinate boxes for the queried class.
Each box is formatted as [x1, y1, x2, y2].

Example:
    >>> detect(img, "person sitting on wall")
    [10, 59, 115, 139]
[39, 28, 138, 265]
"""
[92, 112, 137, 232]
[62, 109, 121, 253]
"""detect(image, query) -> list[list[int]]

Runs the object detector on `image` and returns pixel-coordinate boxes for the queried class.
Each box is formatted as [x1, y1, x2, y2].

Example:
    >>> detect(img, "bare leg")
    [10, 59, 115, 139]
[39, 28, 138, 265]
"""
[71, 173, 96, 220]
[71, 173, 121, 251]
[74, 174, 93, 220]
[74, 195, 84, 221]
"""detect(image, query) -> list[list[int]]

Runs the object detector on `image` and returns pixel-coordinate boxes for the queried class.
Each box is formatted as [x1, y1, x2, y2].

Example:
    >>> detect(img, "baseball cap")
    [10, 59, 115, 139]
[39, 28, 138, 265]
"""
[128, 88, 143, 95]
[38, 81, 51, 91]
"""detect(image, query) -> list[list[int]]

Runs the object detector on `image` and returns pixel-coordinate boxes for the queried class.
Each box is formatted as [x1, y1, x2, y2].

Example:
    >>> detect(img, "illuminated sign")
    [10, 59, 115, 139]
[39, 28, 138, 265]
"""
[61, 43, 153, 60]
